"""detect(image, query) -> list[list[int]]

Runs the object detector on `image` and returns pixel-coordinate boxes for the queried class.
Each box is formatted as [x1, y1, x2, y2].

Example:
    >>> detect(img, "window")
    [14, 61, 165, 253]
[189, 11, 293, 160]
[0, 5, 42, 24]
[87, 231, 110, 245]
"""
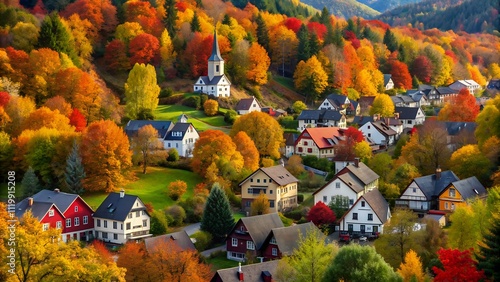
[66, 218, 71, 227]
[269, 179, 272, 183]
[103, 232, 108, 239]
[272, 248, 278, 256]
[232, 238, 238, 246]
[264, 179, 267, 183]
[48, 210, 54, 217]
[298, 147, 303, 153]
[257, 179, 260, 183]
[216, 65, 220, 72]
[445, 202, 449, 209]
[121, 224, 123, 230]
[74, 217, 80, 226]
[128, 213, 132, 219]
[247, 241, 255, 250]
[113, 234, 118, 240]
[361, 201, 365, 207]
[368, 214, 373, 221]
[412, 188, 416, 193]
[408, 120, 412, 124]
[307, 148, 312, 153]
[304, 141, 308, 146]
[136, 211, 140, 217]
[335, 182, 340, 188]
[270, 200, 274, 208]
[56, 221, 62, 229]
[43, 223, 49, 231]
[352, 213, 358, 220]
[126, 223, 131, 230]
[250, 178, 253, 182]
[449, 188, 456, 197]
[74, 206, 78, 212]
[368, 133, 371, 137]
[113, 222, 117, 229]
[97, 219, 101, 227]
[323, 196, 327, 203]
[368, 125, 371, 129]
[270, 190, 273, 194]
[142, 210, 146, 215]
[270, 237, 277, 244]
[248, 188, 253, 194]
[349, 199, 354, 205]
[104, 220, 107, 228]
[143, 220, 147, 227]
[245, 201, 251, 207]
[83, 216, 88, 225]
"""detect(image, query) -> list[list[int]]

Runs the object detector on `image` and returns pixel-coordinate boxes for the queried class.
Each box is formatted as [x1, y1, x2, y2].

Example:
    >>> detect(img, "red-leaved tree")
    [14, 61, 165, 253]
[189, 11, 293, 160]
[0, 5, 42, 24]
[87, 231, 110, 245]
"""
[69, 108, 87, 131]
[411, 55, 433, 84]
[389, 60, 412, 89]
[335, 127, 364, 161]
[284, 17, 302, 33]
[307, 22, 327, 40]
[129, 33, 160, 66]
[104, 39, 130, 72]
[307, 201, 336, 227]
[0, 92, 10, 107]
[438, 88, 479, 122]
[433, 248, 486, 282]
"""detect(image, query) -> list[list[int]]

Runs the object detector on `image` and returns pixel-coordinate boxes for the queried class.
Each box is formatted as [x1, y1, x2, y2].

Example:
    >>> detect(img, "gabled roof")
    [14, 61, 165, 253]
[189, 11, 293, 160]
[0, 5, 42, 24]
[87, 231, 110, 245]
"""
[144, 230, 195, 253]
[362, 189, 390, 224]
[412, 170, 460, 199]
[31, 189, 81, 213]
[451, 79, 479, 87]
[394, 107, 421, 119]
[371, 121, 398, 137]
[342, 162, 379, 186]
[283, 132, 298, 146]
[391, 95, 416, 105]
[93, 192, 147, 221]
[15, 200, 61, 220]
[321, 110, 344, 121]
[445, 176, 487, 200]
[337, 173, 365, 193]
[212, 260, 279, 282]
[383, 74, 392, 85]
[195, 74, 231, 86]
[352, 116, 375, 126]
[235, 97, 259, 111]
[125, 120, 174, 138]
[436, 87, 457, 95]
[296, 127, 343, 149]
[259, 165, 298, 186]
[164, 122, 194, 141]
[297, 110, 321, 120]
[266, 222, 319, 256]
[443, 121, 477, 136]
[237, 213, 284, 250]
[324, 93, 349, 109]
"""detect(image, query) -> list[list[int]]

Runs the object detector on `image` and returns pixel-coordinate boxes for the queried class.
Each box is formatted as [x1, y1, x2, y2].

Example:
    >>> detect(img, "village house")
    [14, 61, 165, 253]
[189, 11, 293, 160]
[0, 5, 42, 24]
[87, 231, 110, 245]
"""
[437, 176, 487, 212]
[317, 93, 350, 113]
[358, 119, 398, 146]
[296, 109, 347, 131]
[390, 95, 418, 108]
[383, 74, 394, 90]
[15, 189, 95, 242]
[93, 189, 151, 244]
[193, 30, 231, 97]
[406, 90, 430, 107]
[294, 127, 344, 159]
[448, 79, 481, 95]
[281, 132, 298, 158]
[211, 260, 279, 282]
[235, 97, 261, 115]
[394, 107, 426, 129]
[261, 222, 320, 260]
[239, 165, 298, 213]
[226, 213, 284, 261]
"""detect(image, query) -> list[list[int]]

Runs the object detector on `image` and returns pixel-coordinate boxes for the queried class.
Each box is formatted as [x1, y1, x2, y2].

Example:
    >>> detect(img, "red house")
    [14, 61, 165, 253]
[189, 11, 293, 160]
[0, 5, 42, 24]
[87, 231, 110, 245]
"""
[261, 222, 319, 261]
[15, 189, 95, 242]
[226, 213, 283, 262]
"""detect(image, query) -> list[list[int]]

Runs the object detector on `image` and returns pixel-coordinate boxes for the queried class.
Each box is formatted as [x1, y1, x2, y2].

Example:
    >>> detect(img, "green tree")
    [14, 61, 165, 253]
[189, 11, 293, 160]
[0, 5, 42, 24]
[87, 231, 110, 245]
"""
[389, 163, 421, 193]
[200, 183, 234, 241]
[477, 212, 500, 281]
[294, 56, 328, 104]
[64, 141, 85, 194]
[297, 24, 310, 62]
[150, 209, 169, 235]
[449, 145, 493, 184]
[322, 244, 402, 282]
[124, 63, 160, 120]
[0, 132, 14, 183]
[369, 153, 393, 181]
[190, 12, 201, 32]
[255, 14, 270, 54]
[328, 195, 349, 219]
[163, 0, 178, 38]
[383, 28, 398, 53]
[22, 166, 40, 197]
[292, 101, 307, 115]
[370, 94, 395, 117]
[276, 228, 337, 282]
[37, 12, 79, 66]
[448, 205, 479, 251]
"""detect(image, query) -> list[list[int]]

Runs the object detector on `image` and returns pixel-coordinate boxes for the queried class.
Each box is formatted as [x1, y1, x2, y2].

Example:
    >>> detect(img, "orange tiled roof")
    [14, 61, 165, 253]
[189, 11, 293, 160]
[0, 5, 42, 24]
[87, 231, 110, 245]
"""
[301, 127, 343, 149]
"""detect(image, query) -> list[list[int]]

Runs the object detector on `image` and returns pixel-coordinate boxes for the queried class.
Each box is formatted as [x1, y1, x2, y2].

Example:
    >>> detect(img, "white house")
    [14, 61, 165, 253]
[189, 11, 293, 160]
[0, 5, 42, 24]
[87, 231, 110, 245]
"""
[318, 93, 349, 113]
[394, 107, 426, 129]
[359, 120, 398, 146]
[163, 122, 199, 157]
[235, 97, 261, 115]
[448, 80, 481, 95]
[297, 109, 347, 131]
[384, 74, 394, 90]
[93, 190, 152, 244]
[193, 30, 231, 97]
[338, 189, 391, 235]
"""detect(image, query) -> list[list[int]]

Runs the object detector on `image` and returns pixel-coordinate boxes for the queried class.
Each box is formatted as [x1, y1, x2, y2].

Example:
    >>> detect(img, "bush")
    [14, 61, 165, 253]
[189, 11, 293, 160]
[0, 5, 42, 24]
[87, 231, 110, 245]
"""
[191, 231, 213, 252]
[279, 212, 294, 227]
[224, 110, 238, 124]
[200, 94, 208, 108]
[159, 94, 184, 105]
[302, 155, 332, 172]
[164, 205, 186, 226]
[297, 194, 304, 203]
[204, 99, 219, 116]
[136, 108, 154, 120]
[167, 148, 179, 162]
[167, 180, 187, 201]
[226, 191, 241, 208]
[150, 210, 168, 236]
[179, 196, 206, 223]
[159, 87, 174, 98]
[247, 86, 263, 100]
[284, 209, 303, 221]
[182, 96, 201, 109]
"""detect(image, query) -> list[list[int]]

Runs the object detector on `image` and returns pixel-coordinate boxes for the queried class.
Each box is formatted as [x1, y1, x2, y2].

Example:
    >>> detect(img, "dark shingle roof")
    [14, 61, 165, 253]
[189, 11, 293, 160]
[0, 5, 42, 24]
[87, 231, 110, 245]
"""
[338, 173, 365, 193]
[343, 162, 379, 186]
[443, 122, 477, 136]
[384, 74, 392, 85]
[212, 260, 279, 282]
[413, 170, 460, 199]
[144, 230, 195, 253]
[391, 95, 416, 105]
[297, 110, 321, 120]
[15, 200, 55, 220]
[125, 120, 173, 138]
[363, 190, 390, 224]
[208, 30, 223, 61]
[436, 87, 457, 95]
[93, 192, 145, 221]
[371, 121, 397, 137]
[448, 176, 487, 200]
[321, 110, 343, 121]
[325, 93, 348, 109]
[235, 97, 259, 111]
[239, 213, 284, 250]
[164, 123, 193, 141]
[394, 107, 420, 119]
[283, 133, 298, 146]
[297, 109, 343, 121]
[352, 116, 374, 126]
[260, 165, 299, 186]
[268, 222, 319, 255]
[32, 189, 79, 213]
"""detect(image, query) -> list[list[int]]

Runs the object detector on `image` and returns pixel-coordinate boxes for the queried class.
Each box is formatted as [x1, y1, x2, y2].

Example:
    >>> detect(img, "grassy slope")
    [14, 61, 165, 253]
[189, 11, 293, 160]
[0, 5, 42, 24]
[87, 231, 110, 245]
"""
[155, 105, 230, 132]
[82, 167, 203, 211]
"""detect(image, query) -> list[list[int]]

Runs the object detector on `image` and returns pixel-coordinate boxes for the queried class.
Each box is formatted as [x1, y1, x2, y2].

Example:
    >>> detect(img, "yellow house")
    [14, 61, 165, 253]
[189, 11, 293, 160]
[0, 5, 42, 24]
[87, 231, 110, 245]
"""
[438, 176, 487, 212]
[239, 165, 299, 213]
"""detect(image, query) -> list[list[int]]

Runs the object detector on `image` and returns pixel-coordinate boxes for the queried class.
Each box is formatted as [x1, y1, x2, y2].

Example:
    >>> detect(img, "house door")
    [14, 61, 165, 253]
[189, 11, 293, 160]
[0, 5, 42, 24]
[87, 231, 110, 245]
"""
[373, 226, 378, 234]
[360, 225, 365, 234]
[348, 224, 353, 233]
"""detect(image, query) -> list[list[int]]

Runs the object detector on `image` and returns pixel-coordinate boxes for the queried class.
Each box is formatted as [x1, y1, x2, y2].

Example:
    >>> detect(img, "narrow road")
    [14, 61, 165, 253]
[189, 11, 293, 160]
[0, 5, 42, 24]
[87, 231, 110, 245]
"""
[183, 222, 201, 236]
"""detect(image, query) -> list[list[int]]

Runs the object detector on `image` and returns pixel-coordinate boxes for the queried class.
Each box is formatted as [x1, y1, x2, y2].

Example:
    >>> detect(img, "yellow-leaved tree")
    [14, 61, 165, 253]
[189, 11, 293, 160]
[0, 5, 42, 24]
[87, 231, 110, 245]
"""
[232, 131, 260, 172]
[124, 63, 160, 120]
[250, 192, 270, 215]
[369, 94, 395, 117]
[159, 28, 176, 69]
[293, 55, 328, 104]
[397, 249, 426, 282]
[246, 42, 271, 85]
[131, 124, 167, 174]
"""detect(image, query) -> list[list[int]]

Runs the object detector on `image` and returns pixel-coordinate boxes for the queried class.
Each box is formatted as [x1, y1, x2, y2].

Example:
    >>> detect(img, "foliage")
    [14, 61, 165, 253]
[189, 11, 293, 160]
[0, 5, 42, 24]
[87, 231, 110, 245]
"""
[37, 13, 79, 66]
[224, 109, 238, 124]
[183, 96, 201, 109]
[477, 212, 500, 281]
[447, 205, 479, 251]
[131, 124, 167, 174]
[247, 42, 271, 85]
[179, 195, 206, 223]
[64, 141, 85, 194]
[285, 155, 305, 177]
[0, 132, 14, 182]
[191, 230, 213, 251]
[370, 94, 395, 117]
[306, 201, 336, 228]
[150, 209, 169, 235]
[22, 166, 40, 197]
[292, 101, 307, 115]
[233, 131, 260, 172]
[124, 63, 160, 120]
[200, 183, 235, 241]
[116, 242, 147, 281]
[389, 163, 421, 193]
[433, 248, 486, 282]
[293, 55, 328, 103]
[203, 99, 218, 116]
[301, 155, 332, 172]
[449, 144, 492, 184]
[80, 120, 132, 192]
[389, 60, 412, 90]
[369, 153, 393, 181]
[164, 205, 186, 226]
[68, 108, 86, 132]
[397, 249, 427, 282]
[250, 192, 270, 215]
[230, 111, 284, 159]
[167, 148, 179, 162]
[438, 88, 479, 122]
[322, 244, 401, 282]
[354, 141, 372, 162]
[167, 180, 188, 201]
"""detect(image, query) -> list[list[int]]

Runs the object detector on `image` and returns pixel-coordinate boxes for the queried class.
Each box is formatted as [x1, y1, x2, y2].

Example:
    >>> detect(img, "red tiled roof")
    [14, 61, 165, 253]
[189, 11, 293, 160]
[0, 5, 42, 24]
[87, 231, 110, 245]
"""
[300, 127, 343, 149]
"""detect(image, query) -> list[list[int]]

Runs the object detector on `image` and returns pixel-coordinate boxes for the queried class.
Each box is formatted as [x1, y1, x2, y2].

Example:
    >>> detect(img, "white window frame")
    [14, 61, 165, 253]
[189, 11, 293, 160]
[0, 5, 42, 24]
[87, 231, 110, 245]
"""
[56, 221, 62, 229]
[42, 223, 49, 231]
[66, 218, 71, 228]
[247, 241, 255, 250]
[232, 238, 238, 247]
[83, 216, 88, 225]
[272, 248, 278, 256]
[74, 217, 80, 226]
[48, 210, 54, 217]
[74, 206, 78, 212]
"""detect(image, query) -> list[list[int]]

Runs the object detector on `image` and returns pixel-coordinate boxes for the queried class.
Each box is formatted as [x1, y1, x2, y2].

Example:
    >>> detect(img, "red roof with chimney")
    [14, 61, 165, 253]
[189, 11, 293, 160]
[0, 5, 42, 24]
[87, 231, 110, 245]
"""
[295, 127, 343, 149]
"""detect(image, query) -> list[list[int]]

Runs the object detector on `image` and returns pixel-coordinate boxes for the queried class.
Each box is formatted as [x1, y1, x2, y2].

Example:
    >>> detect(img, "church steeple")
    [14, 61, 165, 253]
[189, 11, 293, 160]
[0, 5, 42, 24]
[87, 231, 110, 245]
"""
[208, 29, 224, 81]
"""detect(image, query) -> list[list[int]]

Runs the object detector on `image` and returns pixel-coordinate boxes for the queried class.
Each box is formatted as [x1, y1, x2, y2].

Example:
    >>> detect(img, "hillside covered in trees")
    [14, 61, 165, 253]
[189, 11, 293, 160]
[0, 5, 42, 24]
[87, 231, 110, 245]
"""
[377, 0, 499, 34]
[299, 0, 379, 19]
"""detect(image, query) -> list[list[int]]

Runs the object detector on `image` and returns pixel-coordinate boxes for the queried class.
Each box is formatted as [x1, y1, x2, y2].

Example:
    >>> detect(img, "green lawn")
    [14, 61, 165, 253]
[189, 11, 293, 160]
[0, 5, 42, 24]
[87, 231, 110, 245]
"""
[273, 76, 295, 90]
[233, 211, 246, 222]
[154, 105, 230, 132]
[206, 252, 239, 271]
[82, 167, 204, 211]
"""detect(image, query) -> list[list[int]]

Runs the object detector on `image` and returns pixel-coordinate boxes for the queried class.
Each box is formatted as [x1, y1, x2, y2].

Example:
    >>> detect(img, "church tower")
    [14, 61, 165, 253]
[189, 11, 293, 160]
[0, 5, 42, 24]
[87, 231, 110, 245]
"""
[207, 30, 224, 81]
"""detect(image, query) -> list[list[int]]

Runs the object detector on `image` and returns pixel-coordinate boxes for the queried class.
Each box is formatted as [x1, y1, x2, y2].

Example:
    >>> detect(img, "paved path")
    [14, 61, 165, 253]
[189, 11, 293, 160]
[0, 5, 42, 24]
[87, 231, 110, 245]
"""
[183, 222, 201, 236]
[201, 245, 226, 258]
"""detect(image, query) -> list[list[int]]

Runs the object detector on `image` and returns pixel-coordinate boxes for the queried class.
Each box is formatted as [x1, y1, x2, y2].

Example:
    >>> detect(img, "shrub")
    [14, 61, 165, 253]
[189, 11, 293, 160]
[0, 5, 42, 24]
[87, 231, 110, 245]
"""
[164, 205, 186, 226]
[224, 110, 237, 124]
[167, 180, 187, 201]
[179, 196, 206, 223]
[182, 96, 201, 109]
[159, 87, 174, 98]
[297, 194, 304, 203]
[159, 94, 184, 105]
[136, 108, 154, 120]
[167, 148, 179, 162]
[191, 231, 213, 252]
[279, 212, 294, 227]
[200, 94, 208, 108]
[150, 210, 168, 235]
[204, 99, 219, 116]
[226, 191, 242, 207]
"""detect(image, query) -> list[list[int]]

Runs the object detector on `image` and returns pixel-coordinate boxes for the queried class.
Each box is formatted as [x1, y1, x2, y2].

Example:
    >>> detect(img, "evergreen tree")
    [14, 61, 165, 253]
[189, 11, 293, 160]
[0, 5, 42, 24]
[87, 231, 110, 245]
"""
[255, 14, 270, 54]
[383, 28, 399, 53]
[163, 0, 178, 38]
[362, 26, 378, 42]
[222, 14, 231, 25]
[37, 12, 79, 66]
[190, 12, 201, 32]
[309, 31, 320, 57]
[332, 24, 344, 48]
[320, 7, 331, 25]
[200, 183, 234, 241]
[64, 141, 86, 194]
[297, 24, 310, 62]
[477, 213, 500, 281]
[22, 167, 40, 197]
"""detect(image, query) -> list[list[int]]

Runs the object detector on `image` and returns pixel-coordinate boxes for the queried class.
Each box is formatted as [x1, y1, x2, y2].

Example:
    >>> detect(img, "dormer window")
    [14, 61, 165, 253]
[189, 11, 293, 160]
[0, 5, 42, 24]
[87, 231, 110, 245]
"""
[74, 206, 78, 212]
[49, 210, 54, 217]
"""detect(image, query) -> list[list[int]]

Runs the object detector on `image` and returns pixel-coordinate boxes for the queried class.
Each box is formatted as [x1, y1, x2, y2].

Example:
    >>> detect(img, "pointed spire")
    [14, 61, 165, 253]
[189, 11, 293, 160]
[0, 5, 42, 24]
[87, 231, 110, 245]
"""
[208, 28, 223, 62]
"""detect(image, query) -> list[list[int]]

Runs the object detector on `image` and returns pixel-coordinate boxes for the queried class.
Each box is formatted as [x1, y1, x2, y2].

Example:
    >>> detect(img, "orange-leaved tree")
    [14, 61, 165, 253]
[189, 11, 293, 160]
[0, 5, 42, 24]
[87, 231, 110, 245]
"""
[232, 131, 260, 172]
[246, 42, 270, 85]
[167, 180, 187, 201]
[438, 88, 479, 122]
[80, 120, 132, 192]
[131, 124, 166, 174]
[397, 249, 427, 282]
[116, 242, 148, 282]
[203, 99, 218, 116]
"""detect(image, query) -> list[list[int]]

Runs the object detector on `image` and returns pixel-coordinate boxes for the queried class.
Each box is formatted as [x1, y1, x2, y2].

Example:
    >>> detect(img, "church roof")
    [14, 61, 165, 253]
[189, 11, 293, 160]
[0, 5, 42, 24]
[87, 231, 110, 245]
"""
[208, 30, 223, 62]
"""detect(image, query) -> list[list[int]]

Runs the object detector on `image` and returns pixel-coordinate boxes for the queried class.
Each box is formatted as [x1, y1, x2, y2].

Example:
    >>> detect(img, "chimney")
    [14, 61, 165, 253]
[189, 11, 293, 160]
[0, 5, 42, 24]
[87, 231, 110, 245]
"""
[237, 263, 244, 281]
[261, 271, 272, 282]
[54, 188, 60, 193]
[354, 158, 359, 167]
[373, 114, 378, 121]
[435, 167, 442, 180]
[394, 112, 399, 119]
[28, 197, 33, 207]
[385, 117, 390, 125]
[120, 189, 125, 198]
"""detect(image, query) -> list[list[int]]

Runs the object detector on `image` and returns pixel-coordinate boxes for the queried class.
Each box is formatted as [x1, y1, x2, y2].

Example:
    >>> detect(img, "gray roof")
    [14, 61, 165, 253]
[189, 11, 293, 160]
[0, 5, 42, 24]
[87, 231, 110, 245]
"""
[235, 97, 259, 111]
[436, 87, 457, 95]
[196, 75, 229, 86]
[325, 93, 348, 109]
[362, 189, 390, 224]
[383, 74, 392, 85]
[283, 133, 298, 146]
[297, 109, 343, 122]
[259, 165, 299, 186]
[211, 260, 279, 282]
[412, 170, 460, 199]
[267, 222, 319, 256]
[371, 121, 397, 137]
[15, 200, 56, 220]
[352, 116, 375, 126]
[93, 192, 146, 221]
[343, 162, 379, 186]
[15, 189, 86, 219]
[448, 176, 487, 200]
[125, 120, 173, 138]
[338, 173, 365, 193]
[144, 230, 195, 253]
[297, 110, 321, 120]
[391, 95, 416, 105]
[209, 30, 223, 62]
[238, 213, 284, 250]
[394, 107, 420, 119]
[164, 122, 194, 141]
[443, 122, 477, 136]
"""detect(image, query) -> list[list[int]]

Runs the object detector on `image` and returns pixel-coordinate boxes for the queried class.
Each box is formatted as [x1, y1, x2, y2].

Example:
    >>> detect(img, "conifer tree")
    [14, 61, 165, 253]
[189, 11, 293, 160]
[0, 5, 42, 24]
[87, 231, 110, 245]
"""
[255, 14, 270, 54]
[190, 12, 201, 32]
[477, 212, 500, 281]
[65, 141, 86, 194]
[37, 12, 79, 66]
[383, 28, 398, 53]
[22, 167, 40, 197]
[163, 0, 178, 38]
[297, 24, 311, 62]
[200, 183, 234, 241]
